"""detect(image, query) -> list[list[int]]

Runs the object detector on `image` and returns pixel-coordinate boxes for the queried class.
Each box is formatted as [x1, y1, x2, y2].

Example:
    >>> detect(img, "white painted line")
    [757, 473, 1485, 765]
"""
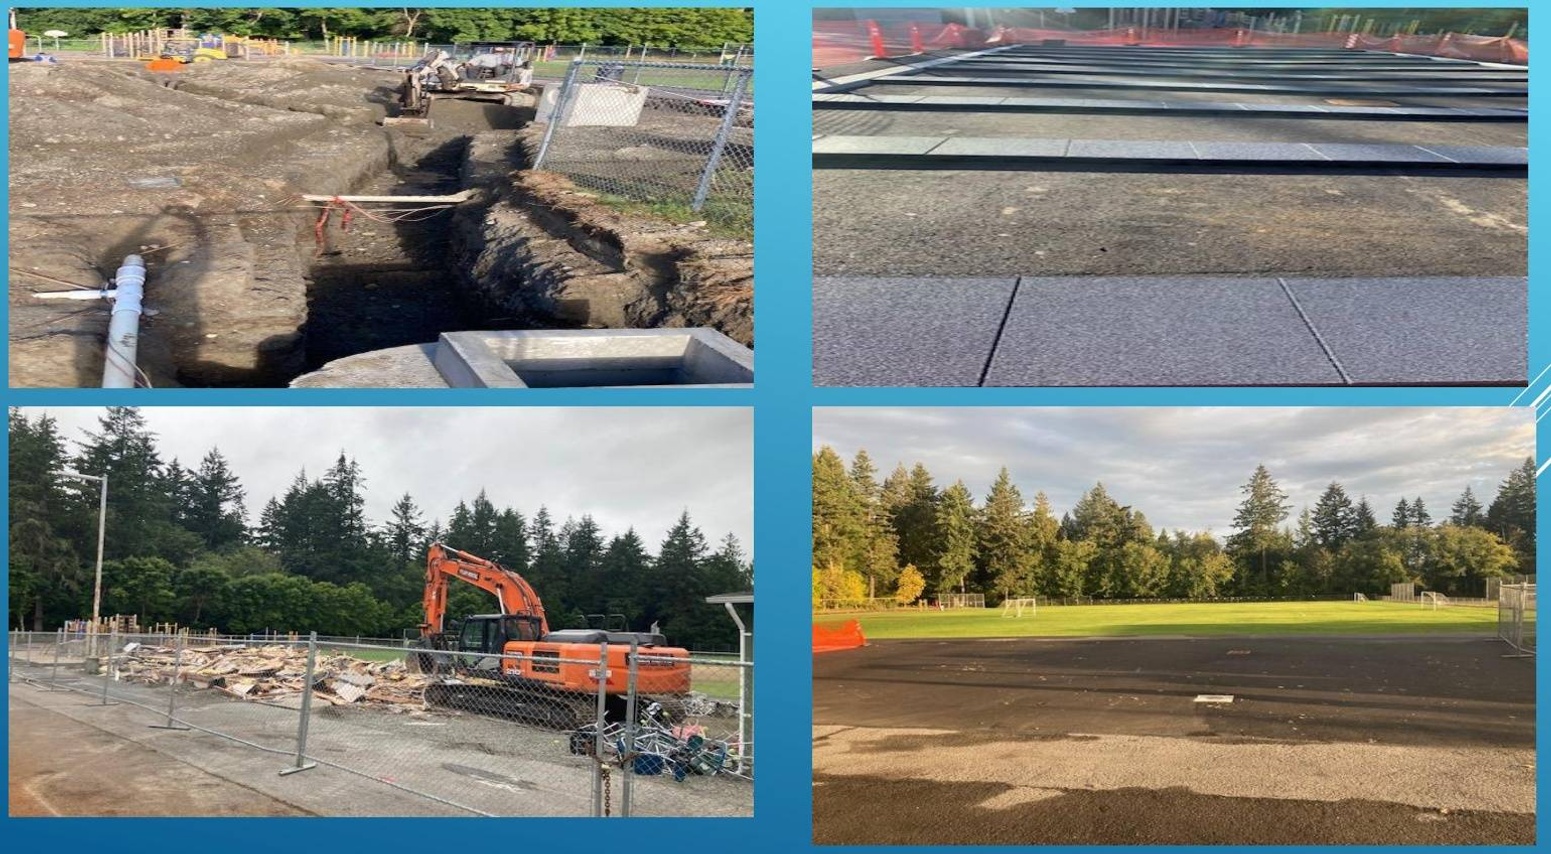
[1194, 694, 1235, 704]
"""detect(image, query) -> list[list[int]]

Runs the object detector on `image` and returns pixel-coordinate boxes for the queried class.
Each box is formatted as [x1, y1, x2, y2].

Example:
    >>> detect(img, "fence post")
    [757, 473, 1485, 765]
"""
[150, 631, 190, 730]
[95, 626, 119, 706]
[591, 641, 610, 817]
[533, 59, 585, 169]
[280, 632, 319, 775]
[9, 631, 15, 682]
[49, 628, 62, 690]
[621, 639, 638, 817]
[691, 67, 750, 213]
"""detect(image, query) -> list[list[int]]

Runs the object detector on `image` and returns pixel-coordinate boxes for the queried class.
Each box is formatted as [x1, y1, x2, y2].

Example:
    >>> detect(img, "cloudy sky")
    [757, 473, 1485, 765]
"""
[815, 408, 1534, 536]
[25, 407, 752, 554]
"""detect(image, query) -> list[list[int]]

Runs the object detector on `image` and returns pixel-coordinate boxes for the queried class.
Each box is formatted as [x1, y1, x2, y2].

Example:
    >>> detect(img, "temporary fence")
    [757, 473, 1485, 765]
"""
[813, 20, 1527, 69]
[9, 630, 750, 817]
[1498, 582, 1536, 654]
[531, 59, 753, 235]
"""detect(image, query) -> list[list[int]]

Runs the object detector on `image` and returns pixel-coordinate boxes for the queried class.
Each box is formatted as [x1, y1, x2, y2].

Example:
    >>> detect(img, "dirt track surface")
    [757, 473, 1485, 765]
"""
[10, 693, 309, 816]
[813, 635, 1535, 845]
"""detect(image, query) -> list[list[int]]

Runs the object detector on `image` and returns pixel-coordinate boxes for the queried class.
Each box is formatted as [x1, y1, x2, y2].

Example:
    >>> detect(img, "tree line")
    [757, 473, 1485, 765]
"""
[9, 408, 751, 650]
[813, 446, 1534, 605]
[13, 8, 755, 47]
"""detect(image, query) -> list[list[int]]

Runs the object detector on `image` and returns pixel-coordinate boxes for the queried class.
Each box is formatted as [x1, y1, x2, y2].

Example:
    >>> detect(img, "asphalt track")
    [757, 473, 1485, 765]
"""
[811, 46, 1527, 387]
[813, 635, 1535, 845]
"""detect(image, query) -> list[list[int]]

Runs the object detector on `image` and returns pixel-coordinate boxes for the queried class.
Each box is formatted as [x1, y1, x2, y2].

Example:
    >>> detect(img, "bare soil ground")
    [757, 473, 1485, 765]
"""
[10, 697, 310, 816]
[9, 57, 752, 387]
[813, 635, 1535, 845]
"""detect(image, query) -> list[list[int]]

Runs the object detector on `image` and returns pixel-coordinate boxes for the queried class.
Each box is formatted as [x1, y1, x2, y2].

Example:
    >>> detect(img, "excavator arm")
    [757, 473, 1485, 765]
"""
[420, 542, 550, 637]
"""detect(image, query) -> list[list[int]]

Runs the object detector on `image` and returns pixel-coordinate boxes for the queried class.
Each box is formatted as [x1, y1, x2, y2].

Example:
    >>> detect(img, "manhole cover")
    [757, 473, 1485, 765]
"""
[1324, 98, 1400, 107]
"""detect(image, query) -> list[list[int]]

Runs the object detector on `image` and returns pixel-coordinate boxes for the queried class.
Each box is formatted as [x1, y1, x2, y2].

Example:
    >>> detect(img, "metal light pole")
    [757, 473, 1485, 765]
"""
[57, 470, 107, 650]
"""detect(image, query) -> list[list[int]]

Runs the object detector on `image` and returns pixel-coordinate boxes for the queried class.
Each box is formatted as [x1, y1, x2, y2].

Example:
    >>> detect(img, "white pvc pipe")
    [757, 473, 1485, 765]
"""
[102, 255, 146, 388]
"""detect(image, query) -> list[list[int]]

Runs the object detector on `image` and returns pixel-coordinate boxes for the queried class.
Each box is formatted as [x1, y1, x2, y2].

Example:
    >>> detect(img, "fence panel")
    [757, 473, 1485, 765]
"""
[8, 630, 751, 817]
[532, 59, 753, 236]
[617, 650, 752, 817]
[1498, 582, 1537, 654]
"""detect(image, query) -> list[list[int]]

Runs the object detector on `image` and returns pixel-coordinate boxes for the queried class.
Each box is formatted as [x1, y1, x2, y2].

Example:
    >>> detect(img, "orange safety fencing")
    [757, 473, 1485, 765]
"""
[814, 21, 1527, 69]
[813, 619, 866, 653]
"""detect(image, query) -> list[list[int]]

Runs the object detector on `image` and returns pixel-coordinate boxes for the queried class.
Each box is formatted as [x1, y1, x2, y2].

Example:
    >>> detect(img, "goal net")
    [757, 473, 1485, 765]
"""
[1001, 597, 1038, 618]
[937, 593, 986, 609]
[1421, 591, 1451, 610]
[1353, 593, 1368, 602]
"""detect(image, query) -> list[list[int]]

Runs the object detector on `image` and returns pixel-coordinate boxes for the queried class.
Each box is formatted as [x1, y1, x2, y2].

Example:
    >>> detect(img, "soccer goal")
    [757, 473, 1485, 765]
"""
[937, 593, 986, 609]
[1421, 591, 1451, 610]
[1353, 593, 1368, 602]
[1002, 597, 1038, 618]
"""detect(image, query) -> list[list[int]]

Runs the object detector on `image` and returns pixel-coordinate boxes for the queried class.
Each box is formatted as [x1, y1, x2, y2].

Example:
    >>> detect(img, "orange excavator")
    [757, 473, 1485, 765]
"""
[414, 542, 691, 727]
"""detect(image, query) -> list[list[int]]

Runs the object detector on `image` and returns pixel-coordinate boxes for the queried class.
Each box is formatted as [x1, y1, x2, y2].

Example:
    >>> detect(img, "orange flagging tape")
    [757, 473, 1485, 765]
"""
[813, 619, 866, 653]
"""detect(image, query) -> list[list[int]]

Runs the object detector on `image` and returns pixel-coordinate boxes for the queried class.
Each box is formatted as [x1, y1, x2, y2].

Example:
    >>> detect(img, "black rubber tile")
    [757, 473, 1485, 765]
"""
[1066, 139, 1199, 159]
[932, 137, 1069, 157]
[1308, 143, 1450, 162]
[811, 135, 944, 155]
[1283, 277, 1527, 385]
[1191, 142, 1324, 161]
[1420, 144, 1529, 165]
[814, 277, 1019, 387]
[983, 277, 1344, 387]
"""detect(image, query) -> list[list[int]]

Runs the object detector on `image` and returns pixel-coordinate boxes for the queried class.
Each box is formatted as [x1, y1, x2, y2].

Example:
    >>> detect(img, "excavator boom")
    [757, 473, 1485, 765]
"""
[420, 542, 549, 637]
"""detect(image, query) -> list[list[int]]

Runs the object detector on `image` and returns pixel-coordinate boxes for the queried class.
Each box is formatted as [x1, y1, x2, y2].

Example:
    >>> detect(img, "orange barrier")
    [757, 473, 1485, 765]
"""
[814, 20, 1527, 70]
[813, 619, 866, 653]
[144, 58, 184, 72]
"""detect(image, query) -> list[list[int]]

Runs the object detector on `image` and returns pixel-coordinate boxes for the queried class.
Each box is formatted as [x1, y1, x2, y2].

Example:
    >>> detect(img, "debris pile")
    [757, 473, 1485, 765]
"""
[112, 642, 430, 707]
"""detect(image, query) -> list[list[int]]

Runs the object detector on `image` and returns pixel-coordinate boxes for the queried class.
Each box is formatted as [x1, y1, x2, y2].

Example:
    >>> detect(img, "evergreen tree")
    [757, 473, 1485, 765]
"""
[1392, 498, 1411, 529]
[934, 481, 977, 594]
[1486, 457, 1536, 574]
[186, 449, 247, 551]
[1226, 464, 1291, 593]
[1410, 497, 1431, 527]
[812, 446, 863, 573]
[1449, 485, 1484, 527]
[1313, 482, 1356, 546]
[385, 493, 426, 564]
[1352, 497, 1378, 536]
[977, 468, 1029, 600]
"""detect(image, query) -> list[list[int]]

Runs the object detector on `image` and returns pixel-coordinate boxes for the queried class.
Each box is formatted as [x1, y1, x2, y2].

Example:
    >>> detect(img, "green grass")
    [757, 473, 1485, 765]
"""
[817, 600, 1500, 640]
[319, 645, 408, 663]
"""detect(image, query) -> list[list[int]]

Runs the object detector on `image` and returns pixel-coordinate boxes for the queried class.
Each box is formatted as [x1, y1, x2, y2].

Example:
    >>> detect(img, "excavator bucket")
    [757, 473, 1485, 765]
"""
[382, 114, 433, 130]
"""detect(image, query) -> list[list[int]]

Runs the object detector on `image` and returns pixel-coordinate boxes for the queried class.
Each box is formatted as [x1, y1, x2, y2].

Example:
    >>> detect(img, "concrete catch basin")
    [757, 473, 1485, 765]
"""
[291, 328, 753, 388]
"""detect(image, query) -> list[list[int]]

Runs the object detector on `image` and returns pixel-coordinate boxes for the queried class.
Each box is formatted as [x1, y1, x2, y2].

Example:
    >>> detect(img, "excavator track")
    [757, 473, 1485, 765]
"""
[423, 680, 604, 730]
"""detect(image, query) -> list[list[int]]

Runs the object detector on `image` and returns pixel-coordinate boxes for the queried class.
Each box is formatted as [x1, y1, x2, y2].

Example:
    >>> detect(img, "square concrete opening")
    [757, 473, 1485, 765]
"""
[433, 329, 754, 388]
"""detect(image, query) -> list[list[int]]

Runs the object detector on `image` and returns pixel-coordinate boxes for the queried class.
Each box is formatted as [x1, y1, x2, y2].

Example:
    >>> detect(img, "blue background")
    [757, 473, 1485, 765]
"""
[1, 0, 1541, 850]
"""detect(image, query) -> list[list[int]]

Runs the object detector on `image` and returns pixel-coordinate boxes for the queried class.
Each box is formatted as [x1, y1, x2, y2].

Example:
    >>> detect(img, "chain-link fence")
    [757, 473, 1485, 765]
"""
[1498, 582, 1536, 654]
[9, 630, 751, 817]
[531, 59, 753, 236]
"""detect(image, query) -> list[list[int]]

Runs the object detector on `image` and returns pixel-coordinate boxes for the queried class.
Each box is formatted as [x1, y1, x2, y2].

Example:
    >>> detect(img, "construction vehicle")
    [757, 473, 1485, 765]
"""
[413, 542, 691, 727]
[386, 41, 539, 128]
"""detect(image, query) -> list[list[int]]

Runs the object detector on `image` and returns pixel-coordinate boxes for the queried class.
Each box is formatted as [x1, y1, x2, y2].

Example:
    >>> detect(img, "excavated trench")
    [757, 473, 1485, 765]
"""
[10, 63, 753, 388]
[300, 134, 486, 375]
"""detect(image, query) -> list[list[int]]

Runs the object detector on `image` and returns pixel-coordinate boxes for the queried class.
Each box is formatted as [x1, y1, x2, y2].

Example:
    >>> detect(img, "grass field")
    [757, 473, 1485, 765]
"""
[816, 600, 1500, 640]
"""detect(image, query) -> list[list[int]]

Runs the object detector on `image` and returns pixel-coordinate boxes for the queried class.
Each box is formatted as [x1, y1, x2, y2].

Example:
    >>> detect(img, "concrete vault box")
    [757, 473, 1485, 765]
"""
[433, 329, 753, 388]
[536, 82, 649, 127]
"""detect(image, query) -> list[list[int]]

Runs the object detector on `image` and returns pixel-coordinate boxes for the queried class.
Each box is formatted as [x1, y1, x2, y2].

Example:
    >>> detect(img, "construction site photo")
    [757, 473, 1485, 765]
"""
[7, 7, 754, 388]
[811, 7, 1526, 387]
[812, 406, 1535, 845]
[9, 406, 755, 817]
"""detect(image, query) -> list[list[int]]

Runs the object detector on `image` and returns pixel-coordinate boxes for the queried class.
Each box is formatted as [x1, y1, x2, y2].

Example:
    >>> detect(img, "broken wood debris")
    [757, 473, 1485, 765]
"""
[108, 643, 431, 707]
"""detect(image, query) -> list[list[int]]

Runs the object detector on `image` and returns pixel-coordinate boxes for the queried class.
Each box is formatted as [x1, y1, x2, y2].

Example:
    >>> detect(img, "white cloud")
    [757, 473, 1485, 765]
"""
[814, 407, 1533, 535]
[22, 407, 753, 555]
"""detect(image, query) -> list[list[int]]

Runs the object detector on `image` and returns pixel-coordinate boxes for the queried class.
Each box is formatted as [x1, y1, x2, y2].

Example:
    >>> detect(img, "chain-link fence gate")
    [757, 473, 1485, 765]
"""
[9, 630, 751, 816]
[1497, 582, 1536, 655]
[531, 59, 753, 236]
